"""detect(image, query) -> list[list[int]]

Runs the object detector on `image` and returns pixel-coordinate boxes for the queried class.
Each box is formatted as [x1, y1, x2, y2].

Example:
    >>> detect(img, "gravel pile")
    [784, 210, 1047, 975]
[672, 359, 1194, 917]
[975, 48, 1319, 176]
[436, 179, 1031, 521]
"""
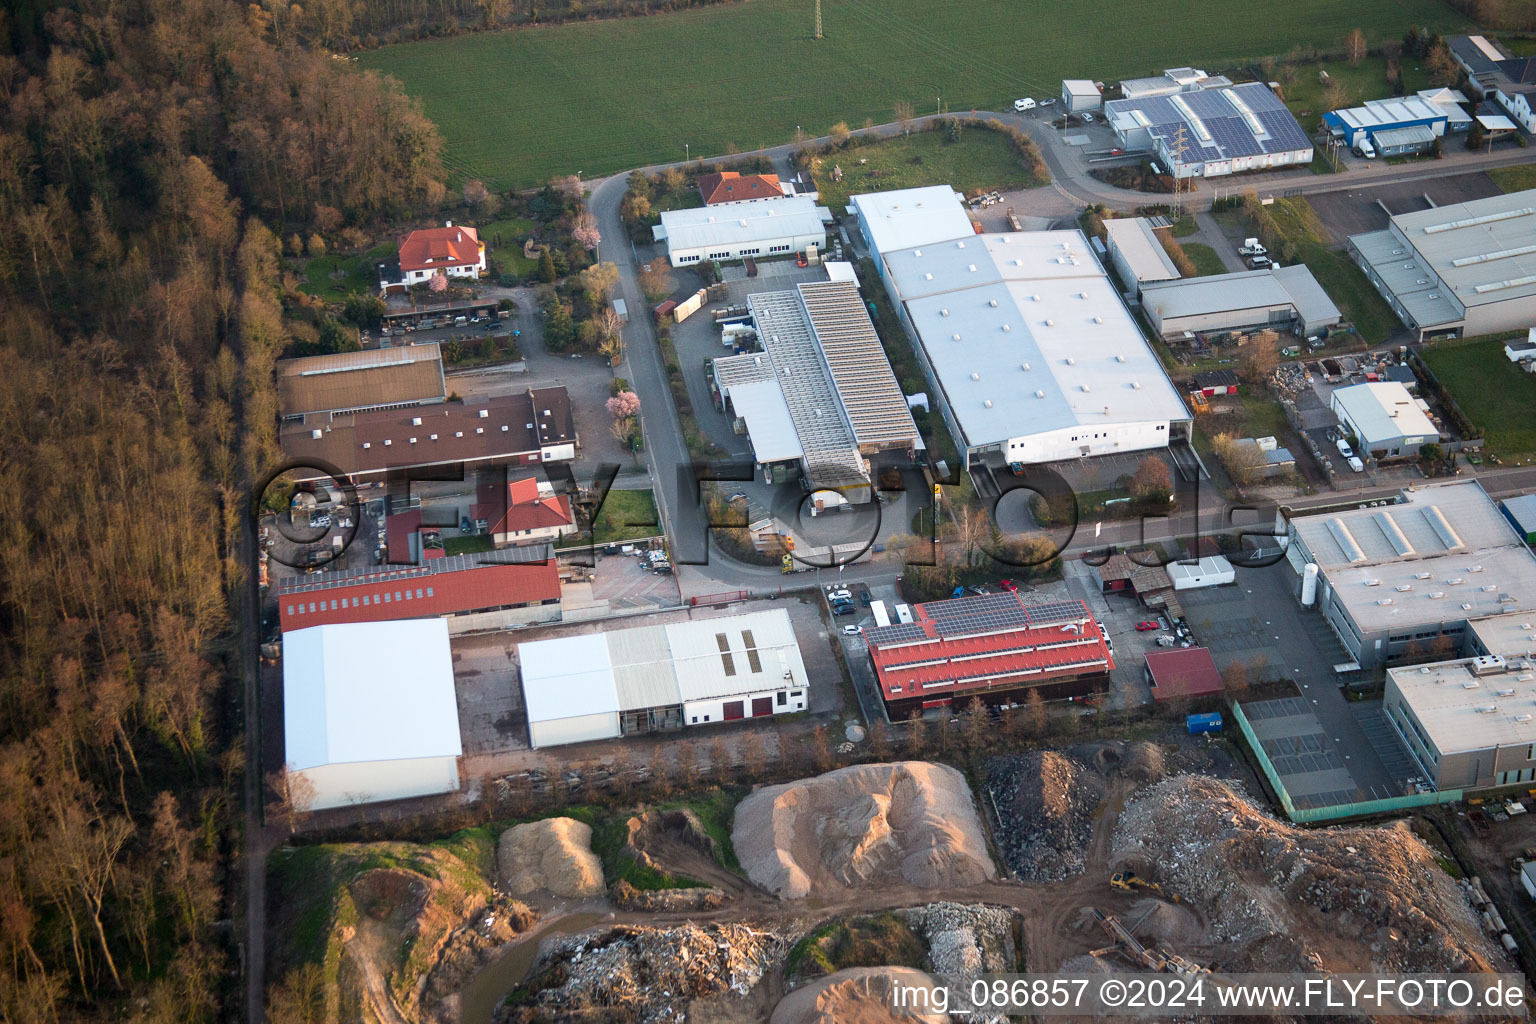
[506, 922, 790, 1024]
[986, 750, 1104, 882]
[1112, 774, 1501, 973]
[496, 818, 604, 899]
[901, 902, 1018, 1024]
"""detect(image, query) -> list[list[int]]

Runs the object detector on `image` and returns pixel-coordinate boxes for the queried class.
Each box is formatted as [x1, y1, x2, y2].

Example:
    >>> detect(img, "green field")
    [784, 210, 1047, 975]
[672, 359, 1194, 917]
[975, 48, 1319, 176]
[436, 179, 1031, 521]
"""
[1421, 338, 1536, 460]
[357, 0, 1465, 188]
[1278, 56, 1430, 133]
[810, 129, 1044, 211]
[1182, 242, 1228, 276]
[1489, 164, 1536, 193]
[591, 488, 660, 542]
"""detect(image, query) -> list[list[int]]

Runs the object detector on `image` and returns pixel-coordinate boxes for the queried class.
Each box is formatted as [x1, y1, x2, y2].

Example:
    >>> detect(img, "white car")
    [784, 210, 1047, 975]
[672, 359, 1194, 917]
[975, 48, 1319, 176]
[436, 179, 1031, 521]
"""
[1013, 97, 1037, 112]
[828, 589, 852, 602]
[1080, 111, 1096, 123]
[1335, 437, 1355, 458]
[841, 624, 862, 636]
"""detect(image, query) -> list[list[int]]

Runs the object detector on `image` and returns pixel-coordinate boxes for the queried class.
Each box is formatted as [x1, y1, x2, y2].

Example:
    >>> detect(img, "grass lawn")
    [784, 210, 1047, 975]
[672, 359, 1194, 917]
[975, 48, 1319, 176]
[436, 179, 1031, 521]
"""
[300, 243, 396, 302]
[1169, 214, 1199, 237]
[1309, 151, 1342, 174]
[1279, 56, 1431, 133]
[1421, 338, 1536, 460]
[1182, 242, 1228, 277]
[1267, 198, 1401, 344]
[591, 488, 660, 543]
[1489, 164, 1536, 193]
[809, 128, 1045, 212]
[444, 534, 495, 555]
[357, 1, 1464, 189]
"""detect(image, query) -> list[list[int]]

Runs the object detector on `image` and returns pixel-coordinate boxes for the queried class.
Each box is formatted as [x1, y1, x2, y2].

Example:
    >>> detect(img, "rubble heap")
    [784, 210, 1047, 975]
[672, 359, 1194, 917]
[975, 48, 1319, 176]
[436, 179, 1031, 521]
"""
[1113, 775, 1501, 972]
[987, 749, 1103, 882]
[506, 922, 790, 1024]
[733, 762, 996, 900]
[770, 967, 949, 1024]
[902, 902, 1018, 1024]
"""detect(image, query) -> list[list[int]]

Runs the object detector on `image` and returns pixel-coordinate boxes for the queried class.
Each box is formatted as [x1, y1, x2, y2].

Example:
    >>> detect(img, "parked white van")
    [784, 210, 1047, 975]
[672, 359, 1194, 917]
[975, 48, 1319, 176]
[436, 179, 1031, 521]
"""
[1013, 97, 1037, 112]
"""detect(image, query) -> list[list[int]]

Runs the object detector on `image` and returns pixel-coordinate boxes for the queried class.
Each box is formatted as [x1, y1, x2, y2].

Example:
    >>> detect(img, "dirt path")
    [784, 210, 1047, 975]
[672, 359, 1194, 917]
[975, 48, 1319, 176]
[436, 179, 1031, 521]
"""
[347, 926, 412, 1024]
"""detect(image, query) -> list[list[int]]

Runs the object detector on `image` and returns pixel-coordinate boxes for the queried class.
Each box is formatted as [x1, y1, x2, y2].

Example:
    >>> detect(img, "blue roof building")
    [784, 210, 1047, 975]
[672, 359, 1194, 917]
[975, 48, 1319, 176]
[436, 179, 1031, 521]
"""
[1323, 96, 1449, 154]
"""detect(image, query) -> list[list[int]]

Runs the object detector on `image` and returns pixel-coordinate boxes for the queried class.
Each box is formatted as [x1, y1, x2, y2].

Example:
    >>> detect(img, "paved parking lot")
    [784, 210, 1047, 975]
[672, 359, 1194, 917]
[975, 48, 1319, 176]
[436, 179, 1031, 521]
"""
[1241, 696, 1369, 807]
[1304, 171, 1505, 245]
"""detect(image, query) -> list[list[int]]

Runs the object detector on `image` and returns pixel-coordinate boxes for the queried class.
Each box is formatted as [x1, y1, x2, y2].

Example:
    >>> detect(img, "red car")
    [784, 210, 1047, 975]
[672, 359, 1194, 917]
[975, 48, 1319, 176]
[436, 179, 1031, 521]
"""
[998, 579, 1018, 592]
[1135, 620, 1161, 631]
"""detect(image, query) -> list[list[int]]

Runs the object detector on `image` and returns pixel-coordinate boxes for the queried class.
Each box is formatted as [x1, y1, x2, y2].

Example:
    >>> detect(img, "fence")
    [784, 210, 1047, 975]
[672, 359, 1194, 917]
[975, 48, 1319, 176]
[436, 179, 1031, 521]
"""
[1229, 701, 1462, 824]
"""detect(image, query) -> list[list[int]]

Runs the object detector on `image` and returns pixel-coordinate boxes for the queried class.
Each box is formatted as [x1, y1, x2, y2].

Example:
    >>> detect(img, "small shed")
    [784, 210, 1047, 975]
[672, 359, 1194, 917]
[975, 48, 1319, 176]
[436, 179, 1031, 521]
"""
[1062, 79, 1102, 112]
[1192, 369, 1241, 396]
[1145, 647, 1224, 702]
[1502, 494, 1536, 545]
[1167, 555, 1235, 590]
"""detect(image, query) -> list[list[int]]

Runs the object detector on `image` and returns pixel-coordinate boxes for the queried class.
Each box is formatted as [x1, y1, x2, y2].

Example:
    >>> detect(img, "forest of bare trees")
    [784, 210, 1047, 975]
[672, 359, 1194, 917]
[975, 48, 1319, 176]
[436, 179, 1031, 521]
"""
[0, 1, 447, 1018]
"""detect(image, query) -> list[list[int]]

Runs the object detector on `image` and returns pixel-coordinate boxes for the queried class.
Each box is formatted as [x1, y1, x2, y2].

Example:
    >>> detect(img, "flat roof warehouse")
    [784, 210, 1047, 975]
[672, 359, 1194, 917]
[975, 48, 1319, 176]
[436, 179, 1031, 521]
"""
[884, 230, 1188, 452]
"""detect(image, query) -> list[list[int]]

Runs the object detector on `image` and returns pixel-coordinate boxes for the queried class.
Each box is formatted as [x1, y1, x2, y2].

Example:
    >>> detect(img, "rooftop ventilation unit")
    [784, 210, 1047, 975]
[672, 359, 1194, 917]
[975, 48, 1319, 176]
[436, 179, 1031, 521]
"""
[1031, 295, 1041, 302]
[1045, 319, 1055, 327]
[1429, 592, 1446, 599]
[1462, 602, 1474, 610]
[310, 429, 323, 440]
[478, 409, 489, 418]
[383, 439, 392, 446]
[941, 308, 950, 317]
[1002, 324, 1012, 332]
[968, 264, 977, 272]
[429, 433, 438, 440]
[412, 417, 423, 426]
[1477, 705, 1499, 714]
[983, 399, 993, 408]
[1448, 577, 1465, 585]
[1035, 390, 1046, 399]
[913, 249, 922, 257]
[956, 240, 965, 248]
[971, 373, 981, 381]
[1364, 579, 1382, 587]
[1081, 384, 1092, 393]
[1115, 353, 1125, 362]
[1021, 362, 1031, 371]
[409, 437, 417, 444]
[1483, 584, 1499, 592]
[1095, 317, 1105, 324]
[988, 299, 998, 307]
[361, 442, 370, 449]
[953, 334, 962, 342]
[1469, 565, 1484, 572]
[925, 273, 934, 280]
[1065, 356, 1075, 365]
[1396, 585, 1413, 592]
[1415, 572, 1433, 580]
[1472, 654, 1508, 676]
[1376, 598, 1394, 606]
[1132, 381, 1143, 389]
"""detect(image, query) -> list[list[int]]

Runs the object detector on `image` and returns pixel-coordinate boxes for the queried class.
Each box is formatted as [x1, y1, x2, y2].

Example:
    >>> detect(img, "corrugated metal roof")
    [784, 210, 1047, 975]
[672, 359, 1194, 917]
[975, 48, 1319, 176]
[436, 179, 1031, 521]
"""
[666, 609, 809, 703]
[658, 196, 825, 251]
[521, 633, 620, 723]
[278, 343, 446, 416]
[607, 627, 682, 711]
[798, 280, 920, 449]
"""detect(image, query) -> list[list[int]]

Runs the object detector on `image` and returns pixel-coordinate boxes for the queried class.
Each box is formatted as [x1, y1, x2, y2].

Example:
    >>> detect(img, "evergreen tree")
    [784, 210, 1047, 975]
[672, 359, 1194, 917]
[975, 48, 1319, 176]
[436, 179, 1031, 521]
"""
[537, 247, 557, 283]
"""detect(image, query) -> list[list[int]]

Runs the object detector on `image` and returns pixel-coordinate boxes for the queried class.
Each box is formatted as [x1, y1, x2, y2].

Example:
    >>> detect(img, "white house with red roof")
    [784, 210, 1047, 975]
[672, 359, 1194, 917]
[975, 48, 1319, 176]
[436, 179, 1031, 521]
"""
[396, 221, 486, 286]
[478, 475, 577, 546]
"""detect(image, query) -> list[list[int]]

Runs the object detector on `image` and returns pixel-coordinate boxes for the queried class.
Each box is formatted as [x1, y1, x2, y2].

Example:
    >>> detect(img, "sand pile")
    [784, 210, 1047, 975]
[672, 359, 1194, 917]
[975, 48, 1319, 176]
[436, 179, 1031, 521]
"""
[771, 967, 949, 1024]
[497, 818, 604, 899]
[733, 762, 995, 900]
[1113, 774, 1501, 973]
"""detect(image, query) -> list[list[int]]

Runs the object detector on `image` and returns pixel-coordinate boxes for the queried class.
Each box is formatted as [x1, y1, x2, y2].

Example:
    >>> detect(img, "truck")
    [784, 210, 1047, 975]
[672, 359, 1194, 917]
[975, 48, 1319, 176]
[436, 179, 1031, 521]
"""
[871, 600, 890, 628]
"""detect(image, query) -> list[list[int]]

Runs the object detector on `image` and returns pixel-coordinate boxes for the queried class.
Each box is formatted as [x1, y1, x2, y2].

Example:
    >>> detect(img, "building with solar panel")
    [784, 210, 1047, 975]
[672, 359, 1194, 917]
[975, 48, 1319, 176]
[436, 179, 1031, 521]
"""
[1103, 81, 1313, 178]
[710, 280, 921, 502]
[1283, 481, 1536, 669]
[1347, 190, 1536, 340]
[862, 592, 1113, 717]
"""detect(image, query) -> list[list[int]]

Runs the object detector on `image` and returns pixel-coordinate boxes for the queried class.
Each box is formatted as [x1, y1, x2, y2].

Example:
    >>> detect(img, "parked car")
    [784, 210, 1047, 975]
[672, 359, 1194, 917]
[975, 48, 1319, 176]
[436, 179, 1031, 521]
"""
[859, 591, 872, 606]
[482, 322, 499, 331]
[1135, 621, 1161, 631]
[1013, 97, 1037, 112]
[726, 492, 747, 502]
[1335, 437, 1355, 458]
[1347, 456, 1365, 473]
[1080, 111, 1095, 123]
[841, 624, 862, 636]
[828, 589, 852, 601]
[1246, 255, 1272, 269]
[998, 579, 1018, 592]
[833, 604, 855, 616]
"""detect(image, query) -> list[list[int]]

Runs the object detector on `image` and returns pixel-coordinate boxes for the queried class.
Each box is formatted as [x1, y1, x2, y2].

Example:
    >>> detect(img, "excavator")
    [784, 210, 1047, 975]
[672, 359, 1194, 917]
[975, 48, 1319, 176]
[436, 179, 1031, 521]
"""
[1110, 870, 1181, 903]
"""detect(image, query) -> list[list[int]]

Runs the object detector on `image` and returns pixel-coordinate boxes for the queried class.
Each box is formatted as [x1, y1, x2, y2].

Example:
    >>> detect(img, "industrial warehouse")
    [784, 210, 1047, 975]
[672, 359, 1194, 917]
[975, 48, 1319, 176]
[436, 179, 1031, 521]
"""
[862, 592, 1114, 718]
[1284, 481, 1536, 669]
[1102, 78, 1313, 179]
[653, 196, 829, 267]
[710, 279, 920, 497]
[853, 186, 1190, 468]
[517, 609, 811, 748]
[1348, 188, 1536, 340]
[1139, 265, 1341, 339]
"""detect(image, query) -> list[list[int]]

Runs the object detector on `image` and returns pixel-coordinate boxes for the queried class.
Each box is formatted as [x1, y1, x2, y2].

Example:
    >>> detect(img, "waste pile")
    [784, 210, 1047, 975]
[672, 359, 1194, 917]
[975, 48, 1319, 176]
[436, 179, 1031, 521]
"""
[1112, 774, 1500, 973]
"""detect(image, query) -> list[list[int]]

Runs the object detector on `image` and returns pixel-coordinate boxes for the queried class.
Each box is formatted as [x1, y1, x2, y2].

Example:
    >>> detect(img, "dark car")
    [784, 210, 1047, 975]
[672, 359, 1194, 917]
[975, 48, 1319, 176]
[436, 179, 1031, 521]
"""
[832, 604, 855, 616]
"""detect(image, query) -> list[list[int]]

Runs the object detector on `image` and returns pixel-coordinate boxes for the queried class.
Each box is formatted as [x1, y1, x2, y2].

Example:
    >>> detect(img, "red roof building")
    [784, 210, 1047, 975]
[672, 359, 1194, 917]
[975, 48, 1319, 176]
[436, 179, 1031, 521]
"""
[278, 547, 560, 632]
[1143, 647, 1224, 701]
[476, 475, 577, 545]
[696, 171, 784, 205]
[396, 222, 486, 285]
[863, 593, 1113, 716]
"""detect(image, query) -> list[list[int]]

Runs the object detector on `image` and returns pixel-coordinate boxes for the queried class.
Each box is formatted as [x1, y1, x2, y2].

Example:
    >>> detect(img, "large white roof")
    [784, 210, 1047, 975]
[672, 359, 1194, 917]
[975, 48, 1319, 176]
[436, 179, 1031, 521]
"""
[1330, 381, 1437, 446]
[663, 609, 809, 703]
[658, 196, 825, 251]
[282, 620, 462, 771]
[723, 378, 803, 463]
[1102, 218, 1180, 283]
[518, 609, 808, 715]
[885, 230, 1188, 446]
[850, 186, 975, 255]
[520, 631, 620, 723]
[1389, 658, 1536, 756]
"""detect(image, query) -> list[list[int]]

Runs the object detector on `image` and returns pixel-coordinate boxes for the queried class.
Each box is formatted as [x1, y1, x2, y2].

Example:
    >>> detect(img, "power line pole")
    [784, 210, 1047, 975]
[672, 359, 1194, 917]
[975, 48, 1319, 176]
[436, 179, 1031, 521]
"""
[1169, 123, 1188, 217]
[814, 0, 822, 38]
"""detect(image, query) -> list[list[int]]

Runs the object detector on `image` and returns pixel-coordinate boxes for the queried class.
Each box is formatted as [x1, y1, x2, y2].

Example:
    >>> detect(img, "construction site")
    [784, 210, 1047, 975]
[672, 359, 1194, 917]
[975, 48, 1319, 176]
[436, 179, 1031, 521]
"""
[268, 719, 1518, 1023]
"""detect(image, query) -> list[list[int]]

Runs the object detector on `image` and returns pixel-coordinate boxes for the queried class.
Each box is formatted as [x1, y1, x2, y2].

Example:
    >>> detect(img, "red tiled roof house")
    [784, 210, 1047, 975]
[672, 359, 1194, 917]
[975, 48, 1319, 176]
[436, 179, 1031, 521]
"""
[863, 593, 1113, 718]
[397, 221, 486, 286]
[696, 171, 785, 206]
[477, 475, 577, 546]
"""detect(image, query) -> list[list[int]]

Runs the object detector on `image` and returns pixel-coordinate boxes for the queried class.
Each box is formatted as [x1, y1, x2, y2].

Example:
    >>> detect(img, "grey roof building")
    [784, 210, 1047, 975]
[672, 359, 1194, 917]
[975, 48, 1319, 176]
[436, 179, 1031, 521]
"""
[1285, 481, 1536, 669]
[1139, 265, 1341, 338]
[1348, 189, 1536, 339]
[1102, 217, 1180, 290]
[1103, 82, 1312, 179]
[1384, 654, 1536, 791]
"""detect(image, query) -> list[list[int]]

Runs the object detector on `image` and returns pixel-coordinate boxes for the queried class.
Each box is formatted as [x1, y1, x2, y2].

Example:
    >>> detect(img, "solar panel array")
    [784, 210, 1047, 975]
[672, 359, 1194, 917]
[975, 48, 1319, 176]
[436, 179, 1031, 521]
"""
[1105, 82, 1310, 166]
[797, 281, 920, 448]
[278, 544, 553, 595]
[864, 622, 930, 646]
[922, 593, 1027, 635]
[1021, 600, 1093, 628]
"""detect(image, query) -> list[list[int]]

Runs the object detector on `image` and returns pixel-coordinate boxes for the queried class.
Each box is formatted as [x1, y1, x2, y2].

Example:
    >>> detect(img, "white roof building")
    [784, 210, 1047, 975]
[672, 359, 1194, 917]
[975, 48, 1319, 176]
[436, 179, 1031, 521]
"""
[1385, 655, 1536, 790]
[1102, 217, 1180, 287]
[849, 186, 976, 265]
[519, 609, 811, 748]
[1330, 381, 1439, 459]
[653, 196, 828, 268]
[282, 620, 462, 810]
[1287, 481, 1536, 668]
[872, 218, 1189, 467]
